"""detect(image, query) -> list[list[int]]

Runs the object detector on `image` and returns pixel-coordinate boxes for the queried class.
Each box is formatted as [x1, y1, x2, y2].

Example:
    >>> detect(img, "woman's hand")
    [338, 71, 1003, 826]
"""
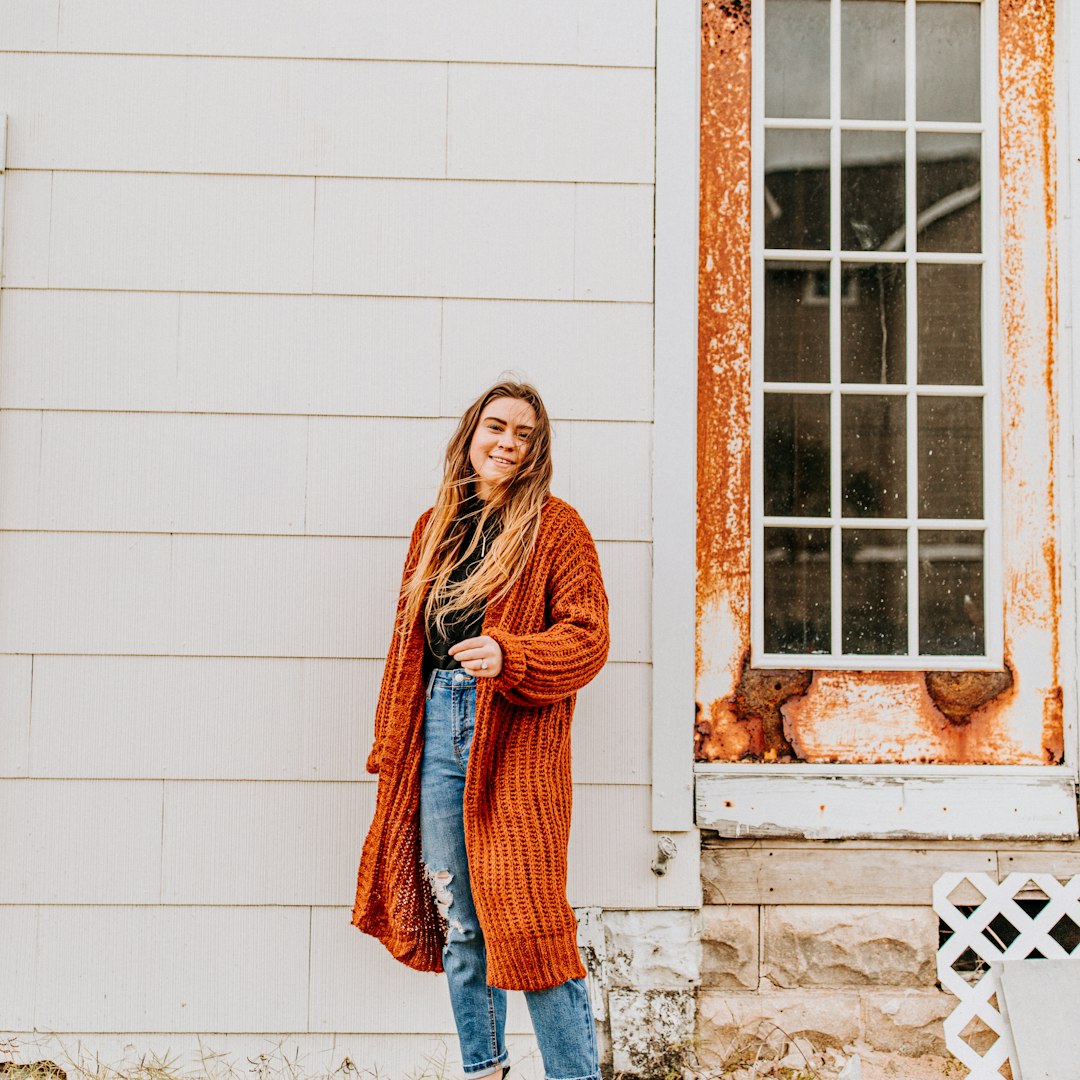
[448, 635, 503, 678]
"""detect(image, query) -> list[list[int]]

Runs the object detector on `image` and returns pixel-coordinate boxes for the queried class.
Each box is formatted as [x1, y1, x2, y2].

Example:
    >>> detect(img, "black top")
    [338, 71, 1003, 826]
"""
[423, 498, 502, 674]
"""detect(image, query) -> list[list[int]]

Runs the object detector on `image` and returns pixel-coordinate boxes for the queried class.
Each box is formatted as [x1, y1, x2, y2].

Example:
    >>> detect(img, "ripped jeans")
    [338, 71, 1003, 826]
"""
[419, 669, 600, 1080]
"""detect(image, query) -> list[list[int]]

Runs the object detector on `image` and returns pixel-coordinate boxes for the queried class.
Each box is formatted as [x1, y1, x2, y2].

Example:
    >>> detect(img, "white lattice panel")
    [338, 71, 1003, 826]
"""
[935, 872, 1080, 1078]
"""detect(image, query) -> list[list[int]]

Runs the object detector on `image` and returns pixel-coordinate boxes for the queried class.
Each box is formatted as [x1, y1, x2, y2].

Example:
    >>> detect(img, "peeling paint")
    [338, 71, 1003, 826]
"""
[696, 0, 1062, 766]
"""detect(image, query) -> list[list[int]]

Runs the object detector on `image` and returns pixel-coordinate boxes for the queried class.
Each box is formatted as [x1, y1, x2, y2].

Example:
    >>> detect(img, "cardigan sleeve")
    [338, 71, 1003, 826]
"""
[365, 509, 431, 774]
[486, 509, 609, 708]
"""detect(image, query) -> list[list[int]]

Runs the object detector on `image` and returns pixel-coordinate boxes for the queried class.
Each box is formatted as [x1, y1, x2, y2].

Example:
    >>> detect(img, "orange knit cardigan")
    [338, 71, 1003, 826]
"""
[351, 496, 610, 991]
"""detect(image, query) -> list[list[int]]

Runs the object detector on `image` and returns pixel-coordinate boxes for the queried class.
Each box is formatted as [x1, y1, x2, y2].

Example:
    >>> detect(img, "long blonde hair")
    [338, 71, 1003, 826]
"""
[400, 380, 553, 636]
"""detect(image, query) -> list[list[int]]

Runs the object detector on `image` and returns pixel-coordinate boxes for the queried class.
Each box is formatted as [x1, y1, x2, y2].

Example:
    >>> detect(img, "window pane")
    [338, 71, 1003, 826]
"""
[764, 393, 830, 516]
[842, 131, 905, 252]
[918, 396, 983, 519]
[765, 528, 831, 654]
[918, 264, 982, 385]
[917, 133, 981, 253]
[919, 530, 984, 654]
[841, 262, 905, 383]
[765, 0, 831, 119]
[842, 528, 907, 654]
[842, 394, 906, 518]
[916, 2, 981, 122]
[765, 261, 831, 382]
[841, 0, 905, 120]
[766, 130, 830, 250]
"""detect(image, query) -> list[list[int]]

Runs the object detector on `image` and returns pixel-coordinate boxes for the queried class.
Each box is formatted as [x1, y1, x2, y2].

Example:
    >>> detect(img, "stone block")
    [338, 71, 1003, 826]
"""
[609, 988, 695, 1076]
[603, 909, 701, 989]
[697, 989, 862, 1064]
[763, 905, 938, 988]
[701, 905, 759, 990]
[860, 990, 953, 1056]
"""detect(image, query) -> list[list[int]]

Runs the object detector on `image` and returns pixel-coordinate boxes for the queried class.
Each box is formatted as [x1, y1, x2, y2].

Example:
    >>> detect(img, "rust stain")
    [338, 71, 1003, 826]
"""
[1043, 686, 1064, 763]
[732, 659, 812, 759]
[697, 1, 752, 622]
[925, 668, 1014, 726]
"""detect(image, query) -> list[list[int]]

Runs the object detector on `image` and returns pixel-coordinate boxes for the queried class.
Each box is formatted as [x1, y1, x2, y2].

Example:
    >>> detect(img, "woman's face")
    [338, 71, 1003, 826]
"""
[468, 396, 538, 499]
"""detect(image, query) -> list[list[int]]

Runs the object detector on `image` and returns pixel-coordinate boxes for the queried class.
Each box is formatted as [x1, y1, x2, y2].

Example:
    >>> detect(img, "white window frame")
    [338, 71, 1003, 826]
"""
[750, 0, 1004, 671]
[653, 1, 1079, 841]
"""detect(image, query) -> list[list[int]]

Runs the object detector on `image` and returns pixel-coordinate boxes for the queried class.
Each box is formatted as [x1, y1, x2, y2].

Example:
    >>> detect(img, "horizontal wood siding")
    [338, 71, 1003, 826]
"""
[0, 11, 657, 1050]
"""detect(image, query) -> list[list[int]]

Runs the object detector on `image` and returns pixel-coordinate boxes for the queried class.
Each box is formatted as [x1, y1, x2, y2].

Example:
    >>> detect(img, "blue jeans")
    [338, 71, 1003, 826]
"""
[419, 669, 600, 1080]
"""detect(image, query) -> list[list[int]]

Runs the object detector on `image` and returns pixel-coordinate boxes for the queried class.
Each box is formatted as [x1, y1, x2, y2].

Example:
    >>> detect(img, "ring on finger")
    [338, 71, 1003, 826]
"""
[481, 658, 489, 670]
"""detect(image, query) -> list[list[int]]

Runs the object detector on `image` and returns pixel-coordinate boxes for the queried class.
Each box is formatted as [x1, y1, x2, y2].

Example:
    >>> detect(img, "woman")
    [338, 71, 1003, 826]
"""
[352, 379, 610, 1080]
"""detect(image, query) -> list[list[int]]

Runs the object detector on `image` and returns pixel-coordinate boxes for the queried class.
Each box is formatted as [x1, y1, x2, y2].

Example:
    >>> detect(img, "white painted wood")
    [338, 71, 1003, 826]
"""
[0, 54, 446, 178]
[34, 906, 309, 1031]
[568, 784, 656, 908]
[0, 169, 50, 286]
[696, 769, 1080, 840]
[0, 411, 308, 534]
[309, 907, 533, 1035]
[305, 417, 451, 537]
[313, 178, 574, 300]
[0, 533, 404, 658]
[0, 534, 644, 660]
[564, 422, 652, 542]
[26, 654, 645, 784]
[0, 0, 58, 48]
[573, 663, 651, 786]
[53, 0, 649, 67]
[655, 829, 703, 910]
[0, 907, 37, 1029]
[439, 299, 654, 422]
[573, 183, 655, 302]
[652, 0, 700, 833]
[0, 290, 443, 416]
[161, 781, 371, 905]
[0, 779, 162, 902]
[28, 656, 379, 781]
[40, 172, 314, 292]
[447, 65, 654, 183]
[0, 654, 32, 777]
[1, 1032, 546, 1080]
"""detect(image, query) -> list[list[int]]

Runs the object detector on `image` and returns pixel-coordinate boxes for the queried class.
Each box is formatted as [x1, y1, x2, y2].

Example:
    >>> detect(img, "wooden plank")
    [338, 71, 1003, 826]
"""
[0, 290, 443, 415]
[0, 411, 308, 534]
[54, 0, 611, 66]
[697, 771, 1080, 841]
[308, 907, 533, 1035]
[447, 64, 654, 183]
[29, 654, 647, 785]
[573, 663, 651, 786]
[4, 1032, 546, 1080]
[998, 849, 1080, 878]
[1, 169, 51, 287]
[701, 844, 998, 905]
[0, 54, 446, 178]
[574, 183, 655, 302]
[564, 422, 652, 542]
[161, 781, 372, 904]
[0, 779, 162, 903]
[440, 299, 653, 422]
[29, 655, 378, 781]
[0, 654, 32, 777]
[568, 784, 656, 908]
[46, 172, 315, 292]
[313, 177, 574, 300]
[0, 534, 646, 660]
[0, 0, 58, 49]
[0, 907, 37, 1029]
[35, 906, 309, 1031]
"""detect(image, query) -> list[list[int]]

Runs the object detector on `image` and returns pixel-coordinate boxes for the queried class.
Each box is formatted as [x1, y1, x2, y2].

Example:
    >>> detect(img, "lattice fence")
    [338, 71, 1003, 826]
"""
[934, 872, 1080, 1078]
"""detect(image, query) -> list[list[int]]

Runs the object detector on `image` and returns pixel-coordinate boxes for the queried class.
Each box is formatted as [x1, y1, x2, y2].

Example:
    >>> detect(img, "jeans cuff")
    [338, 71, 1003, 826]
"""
[463, 1049, 509, 1076]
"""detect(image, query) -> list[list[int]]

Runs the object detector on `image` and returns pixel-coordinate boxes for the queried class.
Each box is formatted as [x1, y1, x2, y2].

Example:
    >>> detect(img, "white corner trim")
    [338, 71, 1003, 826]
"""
[0, 113, 8, 281]
[696, 765, 1079, 840]
[652, 1, 699, 831]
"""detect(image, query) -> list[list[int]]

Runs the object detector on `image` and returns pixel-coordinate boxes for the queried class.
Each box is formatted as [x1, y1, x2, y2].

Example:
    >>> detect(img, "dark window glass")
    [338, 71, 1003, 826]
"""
[766, 130, 830, 250]
[918, 264, 982, 385]
[842, 528, 907, 654]
[842, 394, 906, 518]
[765, 528, 832, 653]
[841, 262, 906, 383]
[918, 396, 983, 519]
[919, 530, 984, 654]
[764, 393, 831, 517]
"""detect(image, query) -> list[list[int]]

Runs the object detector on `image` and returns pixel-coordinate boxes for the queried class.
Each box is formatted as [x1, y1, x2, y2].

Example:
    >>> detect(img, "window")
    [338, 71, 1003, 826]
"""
[751, 0, 1002, 669]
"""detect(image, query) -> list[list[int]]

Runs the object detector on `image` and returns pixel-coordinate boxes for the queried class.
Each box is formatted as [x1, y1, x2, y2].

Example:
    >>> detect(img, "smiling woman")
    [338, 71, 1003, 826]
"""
[352, 379, 610, 1080]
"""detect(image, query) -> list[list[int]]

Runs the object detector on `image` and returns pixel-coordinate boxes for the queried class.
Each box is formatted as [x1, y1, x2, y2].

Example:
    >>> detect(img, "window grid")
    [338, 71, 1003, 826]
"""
[751, 0, 1003, 670]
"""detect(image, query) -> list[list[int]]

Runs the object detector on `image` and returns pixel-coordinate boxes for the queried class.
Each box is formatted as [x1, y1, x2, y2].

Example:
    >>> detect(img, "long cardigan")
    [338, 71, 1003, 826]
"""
[351, 496, 610, 991]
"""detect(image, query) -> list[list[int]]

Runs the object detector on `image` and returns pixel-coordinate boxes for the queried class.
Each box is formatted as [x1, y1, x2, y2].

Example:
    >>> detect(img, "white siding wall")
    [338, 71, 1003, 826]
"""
[0, 2, 658, 1068]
